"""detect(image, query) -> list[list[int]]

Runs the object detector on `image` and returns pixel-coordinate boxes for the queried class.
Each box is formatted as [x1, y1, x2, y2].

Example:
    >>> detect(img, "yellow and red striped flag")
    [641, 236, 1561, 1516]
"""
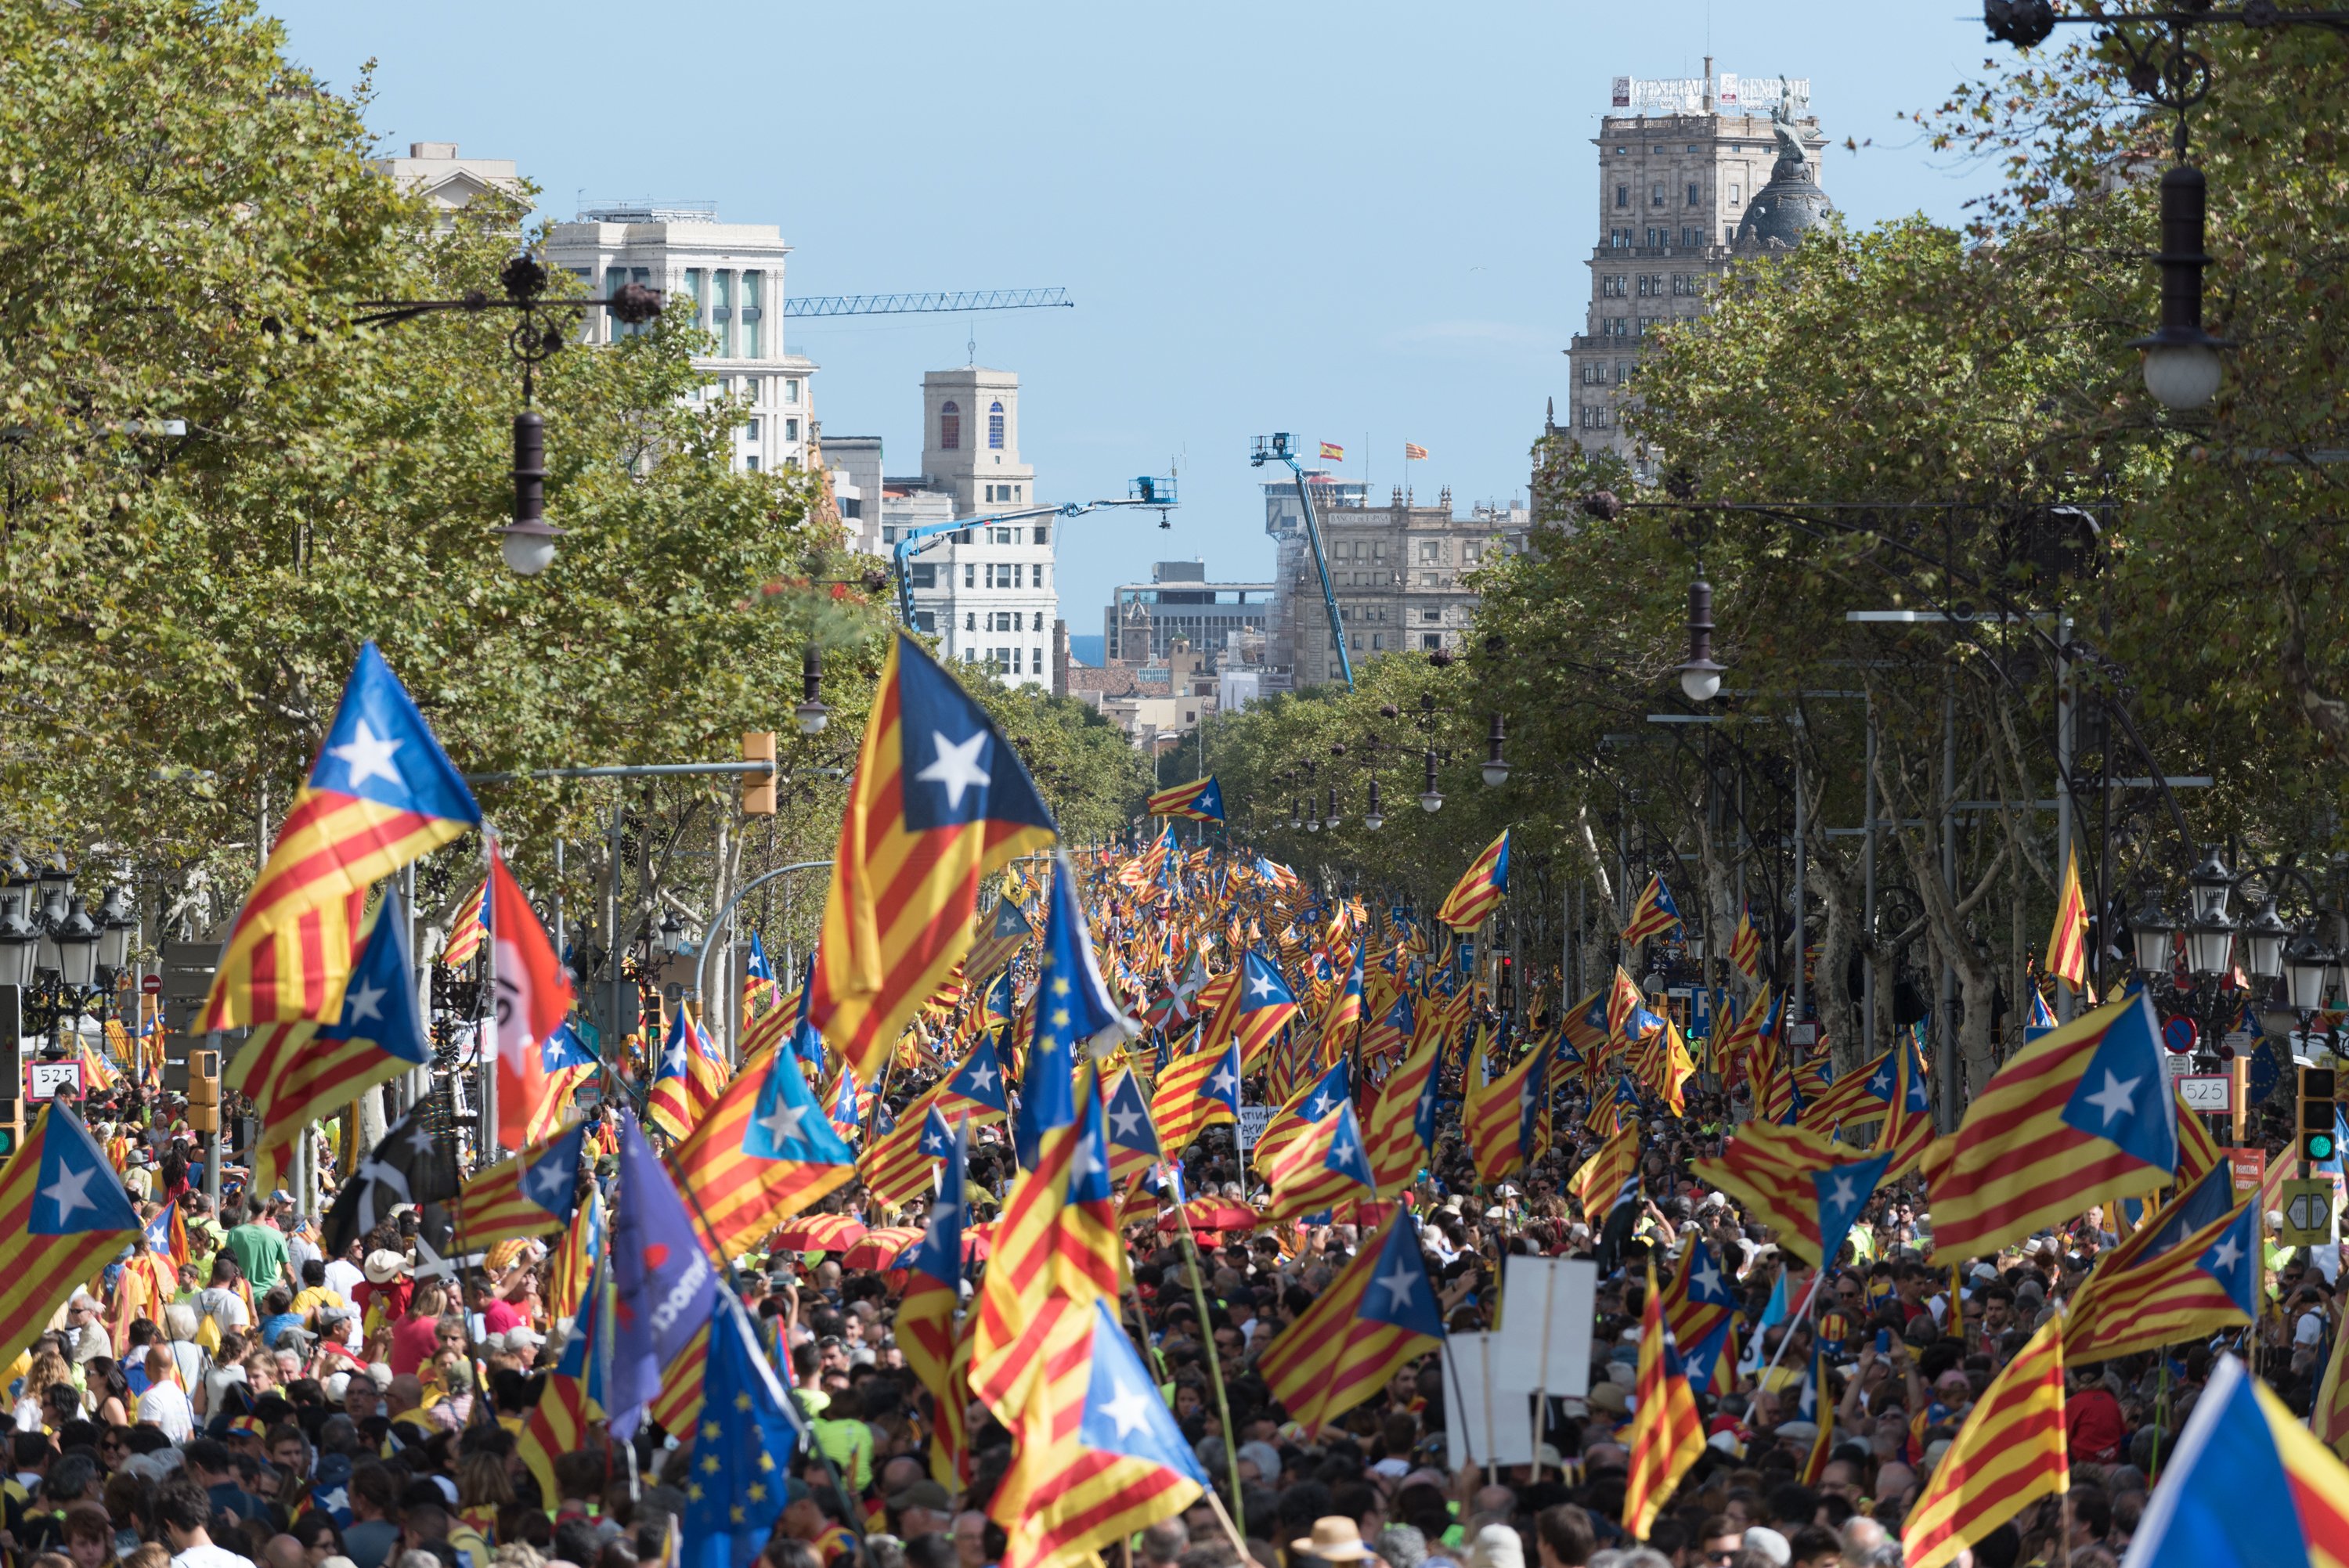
[448, 1119, 589, 1251]
[1730, 903, 1764, 984]
[201, 643, 479, 1031]
[1265, 1098, 1377, 1224]
[0, 1105, 142, 1375]
[2317, 1292, 2349, 1460]
[1900, 1316, 2067, 1568]
[1149, 1036, 1241, 1157]
[1319, 442, 1345, 462]
[1257, 1217, 1444, 1433]
[900, 1120, 969, 1484]
[1364, 1025, 1441, 1197]
[518, 1253, 606, 1506]
[858, 1093, 951, 1214]
[1623, 1260, 1705, 1540]
[442, 878, 489, 968]
[2044, 845, 2089, 989]
[1403, 442, 1429, 461]
[1571, 1118, 1643, 1220]
[666, 1040, 858, 1262]
[1435, 830, 1510, 932]
[1621, 873, 1682, 946]
[810, 633, 1059, 1087]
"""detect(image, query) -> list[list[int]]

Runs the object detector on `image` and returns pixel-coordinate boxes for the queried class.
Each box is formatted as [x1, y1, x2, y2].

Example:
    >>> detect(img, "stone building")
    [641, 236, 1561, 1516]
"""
[1102, 562, 1276, 673]
[1562, 69, 1833, 463]
[373, 142, 522, 219]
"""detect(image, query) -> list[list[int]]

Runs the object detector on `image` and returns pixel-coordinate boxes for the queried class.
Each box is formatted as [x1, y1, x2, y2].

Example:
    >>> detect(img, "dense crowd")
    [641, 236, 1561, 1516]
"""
[3, 1031, 2312, 1568]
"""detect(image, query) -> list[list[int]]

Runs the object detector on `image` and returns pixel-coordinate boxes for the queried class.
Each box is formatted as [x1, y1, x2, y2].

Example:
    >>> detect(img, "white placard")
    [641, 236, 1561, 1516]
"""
[2178, 1074, 2232, 1114]
[1495, 1255, 1596, 1398]
[26, 1060, 84, 1102]
[1442, 1332, 1538, 1472]
[1235, 1105, 1272, 1152]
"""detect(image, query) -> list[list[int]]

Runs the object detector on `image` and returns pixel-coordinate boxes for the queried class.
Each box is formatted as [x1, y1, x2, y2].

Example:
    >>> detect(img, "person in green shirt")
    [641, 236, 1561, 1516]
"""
[221, 1200, 290, 1295]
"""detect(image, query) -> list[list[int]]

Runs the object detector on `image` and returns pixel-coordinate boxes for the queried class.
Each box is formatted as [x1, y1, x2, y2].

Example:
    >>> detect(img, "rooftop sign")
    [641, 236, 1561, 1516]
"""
[1611, 74, 1812, 114]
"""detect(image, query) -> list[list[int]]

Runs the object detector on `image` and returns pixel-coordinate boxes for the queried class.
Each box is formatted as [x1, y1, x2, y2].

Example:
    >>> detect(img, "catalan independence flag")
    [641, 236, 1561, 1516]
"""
[1658, 1238, 1740, 1394]
[519, 1249, 607, 1507]
[1265, 1097, 1376, 1224]
[666, 1038, 858, 1262]
[987, 1296, 1207, 1568]
[1149, 1037, 1242, 1157]
[900, 1118, 969, 1486]
[1435, 830, 1510, 932]
[0, 1105, 142, 1374]
[1231, 950, 1301, 1072]
[1621, 873, 1682, 945]
[1145, 775, 1225, 824]
[1691, 1120, 1891, 1267]
[1258, 1217, 1443, 1433]
[811, 633, 1059, 1086]
[1622, 1260, 1705, 1540]
[1364, 1025, 1441, 1198]
[1900, 1315, 2067, 1568]
[2063, 1177, 2257, 1363]
[233, 884, 435, 1188]
[2109, 1354, 2349, 1568]
[966, 896, 1034, 985]
[201, 642, 480, 1031]
[1929, 989, 2176, 1259]
[646, 1007, 725, 1141]
[2044, 845, 2090, 990]
[449, 1119, 589, 1251]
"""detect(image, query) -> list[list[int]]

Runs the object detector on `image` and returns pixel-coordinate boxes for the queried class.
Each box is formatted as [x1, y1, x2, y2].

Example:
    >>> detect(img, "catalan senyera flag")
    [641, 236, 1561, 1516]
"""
[1571, 1118, 1643, 1220]
[1365, 1026, 1442, 1197]
[1149, 1037, 1241, 1156]
[519, 1248, 606, 1507]
[1403, 442, 1429, 461]
[666, 1037, 858, 1262]
[1257, 1217, 1444, 1433]
[1145, 775, 1225, 824]
[2045, 845, 2090, 990]
[1622, 1260, 1705, 1541]
[1265, 1097, 1377, 1224]
[233, 883, 434, 1186]
[449, 1119, 589, 1250]
[1730, 903, 1763, 985]
[1900, 1315, 2069, 1568]
[811, 633, 1059, 1087]
[1622, 873, 1682, 946]
[1690, 1120, 1892, 1267]
[1929, 989, 2177, 1259]
[546, 1186, 604, 1325]
[987, 1296, 1208, 1568]
[2316, 1291, 2349, 1461]
[1435, 830, 1510, 932]
[1319, 442, 1345, 462]
[202, 642, 480, 1031]
[441, 878, 489, 968]
[0, 1105, 142, 1375]
[2124, 1354, 2349, 1568]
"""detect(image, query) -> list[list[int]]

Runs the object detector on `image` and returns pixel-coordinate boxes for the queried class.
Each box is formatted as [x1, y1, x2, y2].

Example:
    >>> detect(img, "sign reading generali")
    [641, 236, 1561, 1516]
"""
[1611, 74, 1813, 113]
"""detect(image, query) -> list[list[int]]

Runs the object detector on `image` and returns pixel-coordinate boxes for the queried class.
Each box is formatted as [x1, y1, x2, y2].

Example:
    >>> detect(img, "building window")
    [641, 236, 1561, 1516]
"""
[1615, 184, 1629, 209]
[743, 375, 761, 401]
[785, 418, 798, 440]
[965, 564, 976, 587]
[1651, 182, 1665, 207]
[1372, 634, 1384, 651]
[684, 268, 706, 330]
[1674, 274, 1698, 296]
[1726, 225, 1739, 243]
[1647, 227, 1669, 248]
[1604, 316, 1629, 337]
[744, 456, 759, 472]
[1422, 607, 1442, 622]
[740, 270, 763, 358]
[1602, 275, 1626, 297]
[965, 612, 976, 631]
[745, 417, 761, 440]
[1421, 633, 1443, 651]
[712, 269, 734, 356]
[883, 526, 898, 544]
[1034, 524, 1049, 545]
[1681, 226, 1702, 247]
[908, 564, 934, 587]
[1730, 182, 1742, 206]
[914, 610, 936, 633]
[1611, 228, 1632, 248]
[1687, 182, 1701, 206]
[1033, 611, 1045, 632]
[785, 377, 799, 403]
[940, 401, 961, 450]
[987, 400, 1005, 449]
[1419, 540, 1441, 564]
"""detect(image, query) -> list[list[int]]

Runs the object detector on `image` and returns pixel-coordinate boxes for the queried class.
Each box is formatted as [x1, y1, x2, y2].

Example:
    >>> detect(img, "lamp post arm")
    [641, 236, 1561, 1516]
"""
[694, 860, 835, 1058]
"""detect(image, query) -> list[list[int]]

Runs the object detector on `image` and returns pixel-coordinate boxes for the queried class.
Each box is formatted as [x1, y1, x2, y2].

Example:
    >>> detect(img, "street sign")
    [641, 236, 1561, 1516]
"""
[2178, 1075, 2233, 1114]
[141, 974, 163, 997]
[2163, 1017, 2199, 1054]
[1788, 1022, 1819, 1047]
[2164, 1051, 2193, 1080]
[2227, 1148, 2268, 1196]
[2279, 1178, 2335, 1247]
[25, 1060, 84, 1102]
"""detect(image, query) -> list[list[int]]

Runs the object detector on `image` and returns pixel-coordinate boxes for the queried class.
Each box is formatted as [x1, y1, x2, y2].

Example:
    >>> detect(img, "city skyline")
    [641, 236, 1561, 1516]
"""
[262, 0, 2010, 627]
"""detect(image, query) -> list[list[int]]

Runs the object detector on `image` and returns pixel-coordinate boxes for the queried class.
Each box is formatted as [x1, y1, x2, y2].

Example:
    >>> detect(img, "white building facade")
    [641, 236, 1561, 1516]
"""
[543, 205, 818, 476]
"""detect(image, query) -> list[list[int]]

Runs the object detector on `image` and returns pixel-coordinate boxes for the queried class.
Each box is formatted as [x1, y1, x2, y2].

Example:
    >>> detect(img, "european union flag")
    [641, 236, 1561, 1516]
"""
[680, 1293, 806, 1568]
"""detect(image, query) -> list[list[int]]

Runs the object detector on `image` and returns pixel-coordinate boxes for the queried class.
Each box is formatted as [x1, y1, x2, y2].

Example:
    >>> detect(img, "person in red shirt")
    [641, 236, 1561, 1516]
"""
[2065, 1361, 2126, 1463]
[388, 1281, 449, 1377]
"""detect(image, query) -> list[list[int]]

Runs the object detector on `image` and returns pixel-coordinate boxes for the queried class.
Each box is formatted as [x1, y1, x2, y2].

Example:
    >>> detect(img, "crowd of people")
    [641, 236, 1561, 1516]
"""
[2, 1009, 2312, 1568]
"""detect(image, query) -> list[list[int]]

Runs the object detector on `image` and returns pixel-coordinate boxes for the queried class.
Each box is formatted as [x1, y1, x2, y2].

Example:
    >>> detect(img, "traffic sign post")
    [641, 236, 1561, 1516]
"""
[2279, 1178, 2336, 1248]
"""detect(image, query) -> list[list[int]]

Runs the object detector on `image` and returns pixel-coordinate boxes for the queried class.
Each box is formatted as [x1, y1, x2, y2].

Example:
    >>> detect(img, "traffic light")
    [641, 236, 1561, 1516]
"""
[740, 730, 777, 817]
[186, 1047, 220, 1134]
[2301, 1065, 2338, 1163]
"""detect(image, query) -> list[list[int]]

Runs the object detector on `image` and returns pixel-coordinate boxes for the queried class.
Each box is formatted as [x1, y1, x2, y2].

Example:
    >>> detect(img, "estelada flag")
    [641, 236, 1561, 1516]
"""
[0, 1105, 142, 1375]
[489, 841, 570, 1154]
[201, 641, 479, 1031]
[1621, 873, 1682, 946]
[812, 633, 1059, 1087]
[1145, 775, 1225, 824]
[1691, 1119, 1891, 1267]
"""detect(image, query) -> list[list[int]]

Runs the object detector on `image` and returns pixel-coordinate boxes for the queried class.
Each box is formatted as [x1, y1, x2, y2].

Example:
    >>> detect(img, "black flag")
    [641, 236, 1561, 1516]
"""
[325, 1092, 463, 1255]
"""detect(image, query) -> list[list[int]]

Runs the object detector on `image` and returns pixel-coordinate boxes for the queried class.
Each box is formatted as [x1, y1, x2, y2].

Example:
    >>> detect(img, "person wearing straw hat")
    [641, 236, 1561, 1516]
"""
[1292, 1519, 1375, 1564]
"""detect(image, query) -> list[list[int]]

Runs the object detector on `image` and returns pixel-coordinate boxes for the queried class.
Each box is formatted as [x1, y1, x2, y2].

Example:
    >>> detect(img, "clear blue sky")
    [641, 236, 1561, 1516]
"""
[263, 0, 2008, 629]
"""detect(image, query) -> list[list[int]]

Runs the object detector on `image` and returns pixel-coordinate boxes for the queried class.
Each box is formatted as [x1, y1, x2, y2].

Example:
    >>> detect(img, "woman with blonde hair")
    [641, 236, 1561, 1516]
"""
[14, 1347, 76, 1431]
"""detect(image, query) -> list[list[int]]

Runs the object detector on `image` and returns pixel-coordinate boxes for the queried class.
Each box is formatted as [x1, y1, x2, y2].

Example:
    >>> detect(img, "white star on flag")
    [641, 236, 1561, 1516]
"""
[327, 719, 406, 789]
[1374, 1260, 1421, 1311]
[342, 979, 387, 1026]
[2084, 1068, 2142, 1126]
[41, 1161, 97, 1226]
[758, 1098, 807, 1146]
[915, 730, 991, 810]
[1099, 1377, 1154, 1438]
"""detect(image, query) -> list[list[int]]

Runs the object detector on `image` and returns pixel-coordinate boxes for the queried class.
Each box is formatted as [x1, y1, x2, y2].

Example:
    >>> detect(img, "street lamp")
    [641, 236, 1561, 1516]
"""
[1481, 715, 1511, 788]
[1325, 785, 1340, 831]
[2284, 932, 2337, 1013]
[1418, 749, 1444, 814]
[1363, 779, 1384, 832]
[49, 899, 100, 989]
[2131, 166, 2230, 412]
[0, 879, 39, 988]
[1677, 566, 1726, 704]
[2188, 845, 2235, 923]
[795, 646, 832, 737]
[2129, 894, 2178, 978]
[1290, 799, 1302, 831]
[2241, 896, 2291, 985]
[96, 885, 136, 974]
[655, 910, 685, 958]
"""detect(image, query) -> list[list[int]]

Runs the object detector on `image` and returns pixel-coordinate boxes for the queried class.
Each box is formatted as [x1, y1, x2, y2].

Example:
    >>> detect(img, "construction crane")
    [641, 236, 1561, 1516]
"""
[1251, 434, 1354, 690]
[891, 478, 1178, 627]
[784, 287, 1073, 319]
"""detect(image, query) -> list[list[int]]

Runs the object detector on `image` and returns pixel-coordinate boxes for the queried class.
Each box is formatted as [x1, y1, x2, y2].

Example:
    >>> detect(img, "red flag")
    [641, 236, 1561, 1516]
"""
[489, 843, 568, 1152]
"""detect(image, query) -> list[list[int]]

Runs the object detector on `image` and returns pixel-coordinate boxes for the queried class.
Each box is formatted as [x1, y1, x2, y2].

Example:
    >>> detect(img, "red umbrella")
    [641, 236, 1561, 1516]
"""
[1156, 1199, 1265, 1236]
[839, 1226, 922, 1271]
[768, 1213, 868, 1253]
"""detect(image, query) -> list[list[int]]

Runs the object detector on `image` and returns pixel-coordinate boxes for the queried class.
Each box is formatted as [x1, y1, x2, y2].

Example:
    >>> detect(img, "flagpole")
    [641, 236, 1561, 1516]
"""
[1759, 1265, 1828, 1384]
[1171, 1200, 1247, 1540]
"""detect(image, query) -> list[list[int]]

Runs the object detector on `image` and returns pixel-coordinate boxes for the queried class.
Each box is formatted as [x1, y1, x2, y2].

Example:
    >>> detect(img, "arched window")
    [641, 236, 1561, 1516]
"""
[987, 400, 1005, 449]
[940, 401, 961, 450]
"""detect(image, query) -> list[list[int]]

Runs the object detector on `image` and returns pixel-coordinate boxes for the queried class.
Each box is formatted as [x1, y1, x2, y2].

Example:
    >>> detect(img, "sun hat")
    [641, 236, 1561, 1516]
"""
[1291, 1518, 1373, 1562]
